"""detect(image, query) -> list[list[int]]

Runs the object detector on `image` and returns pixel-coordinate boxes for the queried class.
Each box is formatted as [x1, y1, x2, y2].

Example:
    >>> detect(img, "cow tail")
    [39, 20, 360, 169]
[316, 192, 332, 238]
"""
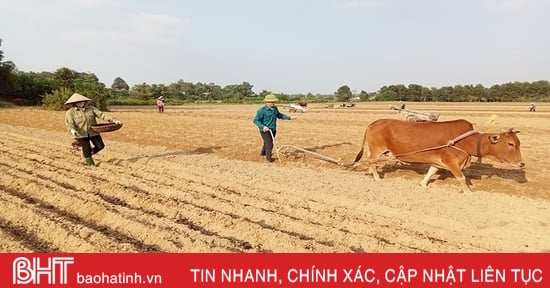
[354, 147, 364, 163]
[353, 127, 368, 164]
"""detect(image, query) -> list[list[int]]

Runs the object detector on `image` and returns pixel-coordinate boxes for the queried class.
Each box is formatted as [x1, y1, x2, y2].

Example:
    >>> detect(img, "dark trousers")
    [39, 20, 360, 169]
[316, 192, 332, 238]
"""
[158, 105, 164, 113]
[260, 130, 276, 161]
[78, 135, 105, 158]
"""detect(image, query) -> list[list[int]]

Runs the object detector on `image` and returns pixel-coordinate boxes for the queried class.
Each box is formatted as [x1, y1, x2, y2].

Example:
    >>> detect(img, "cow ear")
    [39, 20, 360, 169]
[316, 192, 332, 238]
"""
[489, 135, 501, 144]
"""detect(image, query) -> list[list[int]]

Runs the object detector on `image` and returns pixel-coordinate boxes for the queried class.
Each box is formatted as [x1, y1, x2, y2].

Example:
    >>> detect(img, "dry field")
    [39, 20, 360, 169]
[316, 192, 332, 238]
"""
[0, 102, 549, 252]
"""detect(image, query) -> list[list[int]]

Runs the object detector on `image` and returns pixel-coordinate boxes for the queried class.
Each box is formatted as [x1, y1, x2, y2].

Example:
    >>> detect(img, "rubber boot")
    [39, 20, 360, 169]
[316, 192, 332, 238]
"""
[84, 157, 95, 166]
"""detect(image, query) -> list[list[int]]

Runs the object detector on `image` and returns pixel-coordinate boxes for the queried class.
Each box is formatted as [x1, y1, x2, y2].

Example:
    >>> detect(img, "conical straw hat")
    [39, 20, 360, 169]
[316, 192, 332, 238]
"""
[263, 94, 279, 102]
[64, 93, 91, 105]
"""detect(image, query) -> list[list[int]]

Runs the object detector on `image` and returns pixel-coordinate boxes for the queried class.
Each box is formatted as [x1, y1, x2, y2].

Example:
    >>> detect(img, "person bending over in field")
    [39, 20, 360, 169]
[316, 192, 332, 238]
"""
[65, 93, 122, 166]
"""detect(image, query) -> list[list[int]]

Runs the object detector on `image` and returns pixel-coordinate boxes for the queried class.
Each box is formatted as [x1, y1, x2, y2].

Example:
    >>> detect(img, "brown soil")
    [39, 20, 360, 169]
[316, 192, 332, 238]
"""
[0, 102, 548, 252]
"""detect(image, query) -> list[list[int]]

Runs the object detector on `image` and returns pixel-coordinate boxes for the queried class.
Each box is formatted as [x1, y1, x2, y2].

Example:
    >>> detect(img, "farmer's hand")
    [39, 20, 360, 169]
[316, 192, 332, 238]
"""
[262, 126, 270, 132]
[70, 129, 79, 137]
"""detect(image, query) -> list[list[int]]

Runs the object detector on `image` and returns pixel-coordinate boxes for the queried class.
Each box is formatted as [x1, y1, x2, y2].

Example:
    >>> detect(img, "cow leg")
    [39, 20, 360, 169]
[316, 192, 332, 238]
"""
[366, 157, 381, 181]
[447, 164, 472, 193]
[365, 148, 382, 181]
[420, 166, 439, 187]
[368, 161, 381, 181]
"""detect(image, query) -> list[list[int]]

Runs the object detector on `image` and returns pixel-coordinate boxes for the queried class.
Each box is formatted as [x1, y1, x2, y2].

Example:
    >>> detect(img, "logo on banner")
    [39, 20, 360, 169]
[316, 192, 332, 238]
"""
[12, 256, 74, 285]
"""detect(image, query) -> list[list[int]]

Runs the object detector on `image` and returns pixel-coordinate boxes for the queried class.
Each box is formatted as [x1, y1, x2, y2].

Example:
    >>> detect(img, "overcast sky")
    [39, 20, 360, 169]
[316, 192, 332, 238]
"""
[1, 0, 548, 94]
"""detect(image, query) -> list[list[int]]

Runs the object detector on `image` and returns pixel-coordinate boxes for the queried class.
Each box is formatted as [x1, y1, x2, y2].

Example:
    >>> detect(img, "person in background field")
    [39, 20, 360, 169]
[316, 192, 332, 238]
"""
[253, 94, 293, 163]
[157, 96, 165, 113]
[399, 100, 406, 110]
[529, 103, 536, 112]
[65, 93, 122, 166]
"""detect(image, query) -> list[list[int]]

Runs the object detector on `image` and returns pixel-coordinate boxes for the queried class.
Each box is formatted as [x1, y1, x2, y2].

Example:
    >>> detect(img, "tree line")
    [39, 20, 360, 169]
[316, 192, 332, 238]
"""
[1, 39, 548, 110]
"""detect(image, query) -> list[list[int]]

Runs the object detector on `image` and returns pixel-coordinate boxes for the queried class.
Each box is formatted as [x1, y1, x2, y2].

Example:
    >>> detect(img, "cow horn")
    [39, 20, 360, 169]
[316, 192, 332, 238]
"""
[489, 135, 501, 144]
[506, 128, 518, 135]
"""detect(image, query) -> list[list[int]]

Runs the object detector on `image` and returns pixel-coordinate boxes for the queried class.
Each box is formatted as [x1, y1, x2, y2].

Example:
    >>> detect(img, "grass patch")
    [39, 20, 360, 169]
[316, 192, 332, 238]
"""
[0, 100, 16, 108]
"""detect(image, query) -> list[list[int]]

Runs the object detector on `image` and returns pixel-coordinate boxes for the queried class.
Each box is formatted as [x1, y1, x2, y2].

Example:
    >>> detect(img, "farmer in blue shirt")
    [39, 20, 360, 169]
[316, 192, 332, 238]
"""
[253, 94, 293, 162]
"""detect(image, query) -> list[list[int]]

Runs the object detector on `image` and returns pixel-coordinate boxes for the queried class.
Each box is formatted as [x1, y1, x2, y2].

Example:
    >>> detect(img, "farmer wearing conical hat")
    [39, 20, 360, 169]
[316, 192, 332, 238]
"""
[156, 96, 165, 113]
[253, 94, 293, 163]
[64, 93, 122, 166]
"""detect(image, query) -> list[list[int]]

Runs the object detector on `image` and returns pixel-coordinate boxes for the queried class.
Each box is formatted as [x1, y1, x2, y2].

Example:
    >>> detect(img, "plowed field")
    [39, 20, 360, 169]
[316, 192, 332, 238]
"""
[1, 102, 548, 252]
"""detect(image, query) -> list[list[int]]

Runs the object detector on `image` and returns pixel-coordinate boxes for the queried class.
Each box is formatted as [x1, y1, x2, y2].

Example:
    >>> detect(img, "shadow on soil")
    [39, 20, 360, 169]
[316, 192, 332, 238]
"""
[376, 162, 528, 185]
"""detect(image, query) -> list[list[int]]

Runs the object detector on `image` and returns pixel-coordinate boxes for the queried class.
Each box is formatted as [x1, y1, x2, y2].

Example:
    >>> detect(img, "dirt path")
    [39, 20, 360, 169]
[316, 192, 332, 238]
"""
[0, 103, 549, 252]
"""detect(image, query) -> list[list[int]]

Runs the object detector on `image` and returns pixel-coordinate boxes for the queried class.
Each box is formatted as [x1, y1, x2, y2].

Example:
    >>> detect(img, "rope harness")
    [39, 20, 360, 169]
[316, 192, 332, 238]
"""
[391, 130, 480, 159]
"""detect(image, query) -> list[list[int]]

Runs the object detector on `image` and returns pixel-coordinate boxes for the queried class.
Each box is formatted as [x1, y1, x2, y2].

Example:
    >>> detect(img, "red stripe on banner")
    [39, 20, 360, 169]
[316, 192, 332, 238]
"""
[0, 253, 548, 287]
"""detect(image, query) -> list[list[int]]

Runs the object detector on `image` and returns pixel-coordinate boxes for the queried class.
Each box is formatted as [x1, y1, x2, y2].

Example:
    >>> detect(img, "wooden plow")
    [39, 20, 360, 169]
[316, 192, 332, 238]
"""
[401, 109, 440, 122]
[268, 130, 342, 165]
[390, 106, 439, 122]
[276, 145, 342, 165]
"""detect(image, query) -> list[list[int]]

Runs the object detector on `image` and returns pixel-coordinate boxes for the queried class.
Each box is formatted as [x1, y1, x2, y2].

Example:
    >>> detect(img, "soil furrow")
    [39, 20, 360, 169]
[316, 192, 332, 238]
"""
[1, 104, 548, 252]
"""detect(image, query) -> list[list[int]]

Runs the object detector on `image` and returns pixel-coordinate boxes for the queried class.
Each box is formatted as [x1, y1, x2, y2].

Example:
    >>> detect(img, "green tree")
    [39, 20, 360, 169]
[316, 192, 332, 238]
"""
[529, 80, 550, 101]
[168, 80, 195, 100]
[112, 77, 129, 91]
[75, 72, 108, 110]
[471, 84, 487, 102]
[150, 83, 168, 100]
[335, 85, 352, 102]
[452, 85, 468, 102]
[436, 86, 455, 102]
[53, 67, 78, 90]
[358, 90, 370, 101]
[130, 82, 152, 100]
[41, 68, 109, 110]
[408, 84, 424, 101]
[111, 77, 129, 97]
[0, 39, 17, 99]
[420, 87, 433, 102]
[13, 71, 56, 105]
[377, 85, 399, 101]
[223, 82, 255, 102]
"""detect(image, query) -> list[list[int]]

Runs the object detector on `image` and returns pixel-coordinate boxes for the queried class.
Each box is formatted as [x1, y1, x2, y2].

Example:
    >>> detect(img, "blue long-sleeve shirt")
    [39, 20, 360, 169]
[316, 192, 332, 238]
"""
[253, 105, 291, 132]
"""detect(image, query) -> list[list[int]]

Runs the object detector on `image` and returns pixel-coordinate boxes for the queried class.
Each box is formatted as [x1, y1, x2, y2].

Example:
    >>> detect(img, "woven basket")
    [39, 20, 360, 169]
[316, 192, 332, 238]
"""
[91, 122, 123, 133]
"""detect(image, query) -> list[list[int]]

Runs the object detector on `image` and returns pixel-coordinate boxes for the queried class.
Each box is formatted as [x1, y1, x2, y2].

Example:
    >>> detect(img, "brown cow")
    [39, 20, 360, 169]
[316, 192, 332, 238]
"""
[353, 119, 525, 192]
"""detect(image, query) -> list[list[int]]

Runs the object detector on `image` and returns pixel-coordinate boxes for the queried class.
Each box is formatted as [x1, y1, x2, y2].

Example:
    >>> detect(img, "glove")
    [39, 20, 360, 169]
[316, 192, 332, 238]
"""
[113, 120, 122, 125]
[262, 126, 270, 132]
[70, 129, 79, 137]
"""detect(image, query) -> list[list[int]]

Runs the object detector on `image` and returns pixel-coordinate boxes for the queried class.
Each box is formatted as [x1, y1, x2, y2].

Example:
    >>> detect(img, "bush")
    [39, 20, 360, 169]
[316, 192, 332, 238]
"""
[42, 88, 71, 110]
[42, 88, 109, 111]
[108, 97, 151, 106]
[108, 96, 189, 106]
[0, 100, 15, 108]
